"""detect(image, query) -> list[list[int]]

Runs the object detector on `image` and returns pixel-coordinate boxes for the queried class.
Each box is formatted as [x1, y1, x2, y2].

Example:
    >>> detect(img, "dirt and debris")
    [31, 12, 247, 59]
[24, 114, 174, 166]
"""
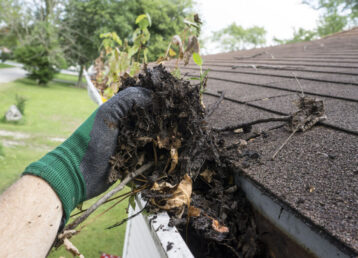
[106, 65, 324, 257]
[166, 241, 174, 251]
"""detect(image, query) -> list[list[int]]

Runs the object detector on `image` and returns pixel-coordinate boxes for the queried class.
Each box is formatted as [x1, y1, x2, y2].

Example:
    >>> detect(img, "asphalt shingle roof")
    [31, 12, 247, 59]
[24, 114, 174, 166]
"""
[166, 28, 358, 254]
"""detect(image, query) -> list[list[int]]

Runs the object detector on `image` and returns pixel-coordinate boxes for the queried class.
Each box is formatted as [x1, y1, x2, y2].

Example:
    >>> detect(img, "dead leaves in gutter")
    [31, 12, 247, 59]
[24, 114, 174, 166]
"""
[151, 174, 192, 217]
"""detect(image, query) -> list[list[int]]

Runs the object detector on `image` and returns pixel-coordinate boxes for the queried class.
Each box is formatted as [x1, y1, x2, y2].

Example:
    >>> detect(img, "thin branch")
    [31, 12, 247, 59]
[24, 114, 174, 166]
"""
[79, 194, 131, 231]
[70, 190, 133, 218]
[213, 116, 290, 132]
[65, 162, 153, 230]
[106, 205, 147, 230]
[235, 51, 266, 60]
[292, 72, 305, 97]
[271, 127, 298, 160]
[206, 91, 225, 117]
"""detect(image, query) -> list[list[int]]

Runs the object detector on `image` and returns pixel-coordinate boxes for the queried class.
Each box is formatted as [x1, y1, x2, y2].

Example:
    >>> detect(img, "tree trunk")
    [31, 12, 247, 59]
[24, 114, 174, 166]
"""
[77, 65, 84, 88]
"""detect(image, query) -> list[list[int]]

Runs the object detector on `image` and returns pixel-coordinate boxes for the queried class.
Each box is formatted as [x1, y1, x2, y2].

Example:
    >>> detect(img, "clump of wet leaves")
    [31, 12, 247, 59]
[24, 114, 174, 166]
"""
[108, 65, 263, 257]
[288, 96, 326, 132]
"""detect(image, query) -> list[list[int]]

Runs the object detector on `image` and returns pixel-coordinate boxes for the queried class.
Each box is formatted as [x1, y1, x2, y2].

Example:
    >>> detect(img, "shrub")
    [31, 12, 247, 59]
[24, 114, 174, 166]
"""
[14, 44, 58, 85]
[14, 22, 66, 85]
[15, 94, 27, 115]
[0, 51, 13, 62]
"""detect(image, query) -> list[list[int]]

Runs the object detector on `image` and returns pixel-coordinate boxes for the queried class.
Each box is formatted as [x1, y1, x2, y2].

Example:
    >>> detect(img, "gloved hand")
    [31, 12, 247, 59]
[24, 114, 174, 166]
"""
[23, 87, 151, 222]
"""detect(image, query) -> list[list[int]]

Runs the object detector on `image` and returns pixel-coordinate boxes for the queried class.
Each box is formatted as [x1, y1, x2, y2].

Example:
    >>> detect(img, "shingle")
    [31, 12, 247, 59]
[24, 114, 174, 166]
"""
[169, 28, 358, 253]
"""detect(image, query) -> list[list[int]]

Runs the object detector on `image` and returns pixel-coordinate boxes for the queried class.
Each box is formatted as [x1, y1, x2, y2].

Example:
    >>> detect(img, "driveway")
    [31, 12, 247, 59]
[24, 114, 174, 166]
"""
[0, 67, 27, 83]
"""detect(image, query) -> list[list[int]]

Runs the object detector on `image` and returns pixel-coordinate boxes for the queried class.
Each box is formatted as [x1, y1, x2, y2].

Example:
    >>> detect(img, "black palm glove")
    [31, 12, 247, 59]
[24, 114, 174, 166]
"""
[23, 87, 152, 221]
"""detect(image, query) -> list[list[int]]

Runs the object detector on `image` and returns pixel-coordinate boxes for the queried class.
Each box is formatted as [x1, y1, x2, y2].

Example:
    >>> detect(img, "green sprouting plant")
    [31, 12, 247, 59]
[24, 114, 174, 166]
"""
[157, 14, 202, 71]
[191, 52, 209, 95]
[96, 13, 152, 99]
[15, 94, 27, 115]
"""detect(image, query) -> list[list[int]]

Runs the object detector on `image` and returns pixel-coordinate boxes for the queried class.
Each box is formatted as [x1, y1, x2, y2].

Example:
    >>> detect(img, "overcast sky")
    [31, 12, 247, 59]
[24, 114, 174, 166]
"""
[194, 0, 320, 54]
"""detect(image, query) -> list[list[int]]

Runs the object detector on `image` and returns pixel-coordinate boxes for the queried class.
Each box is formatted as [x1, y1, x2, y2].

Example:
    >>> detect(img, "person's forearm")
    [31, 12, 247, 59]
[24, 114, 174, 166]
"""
[0, 175, 62, 257]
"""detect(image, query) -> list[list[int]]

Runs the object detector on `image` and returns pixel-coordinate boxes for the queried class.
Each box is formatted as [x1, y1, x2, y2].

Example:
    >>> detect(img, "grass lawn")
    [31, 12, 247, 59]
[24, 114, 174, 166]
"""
[0, 63, 15, 68]
[0, 78, 127, 257]
[54, 73, 86, 84]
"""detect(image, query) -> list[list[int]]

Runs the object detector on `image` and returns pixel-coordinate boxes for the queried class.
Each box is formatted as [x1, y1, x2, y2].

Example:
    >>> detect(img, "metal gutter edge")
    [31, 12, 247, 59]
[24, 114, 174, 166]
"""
[236, 173, 356, 258]
[123, 193, 194, 258]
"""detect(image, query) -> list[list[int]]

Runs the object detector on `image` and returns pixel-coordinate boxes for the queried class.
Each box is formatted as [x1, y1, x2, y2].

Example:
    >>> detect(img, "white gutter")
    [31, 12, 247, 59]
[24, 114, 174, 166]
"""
[236, 174, 355, 258]
[123, 194, 194, 258]
[83, 69, 103, 106]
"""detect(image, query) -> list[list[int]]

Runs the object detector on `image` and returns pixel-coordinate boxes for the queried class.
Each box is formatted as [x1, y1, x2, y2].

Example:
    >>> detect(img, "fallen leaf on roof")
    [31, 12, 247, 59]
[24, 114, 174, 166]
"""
[290, 96, 326, 132]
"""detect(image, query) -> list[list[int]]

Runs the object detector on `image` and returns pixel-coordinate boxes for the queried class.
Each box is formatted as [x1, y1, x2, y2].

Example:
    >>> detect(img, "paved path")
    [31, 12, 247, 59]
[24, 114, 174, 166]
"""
[0, 67, 27, 83]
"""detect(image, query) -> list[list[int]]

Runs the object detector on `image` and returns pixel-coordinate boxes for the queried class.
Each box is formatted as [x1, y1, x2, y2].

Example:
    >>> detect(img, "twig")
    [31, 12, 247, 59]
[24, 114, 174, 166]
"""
[70, 190, 133, 218]
[79, 194, 132, 231]
[235, 51, 266, 60]
[271, 127, 298, 160]
[214, 116, 290, 132]
[65, 162, 153, 231]
[219, 242, 241, 258]
[292, 72, 305, 97]
[206, 91, 225, 117]
[107, 205, 147, 229]
[232, 64, 301, 70]
[226, 123, 285, 150]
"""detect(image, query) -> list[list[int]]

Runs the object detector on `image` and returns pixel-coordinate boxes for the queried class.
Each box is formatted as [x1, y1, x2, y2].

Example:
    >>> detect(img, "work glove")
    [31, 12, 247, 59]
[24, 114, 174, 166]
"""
[23, 87, 152, 222]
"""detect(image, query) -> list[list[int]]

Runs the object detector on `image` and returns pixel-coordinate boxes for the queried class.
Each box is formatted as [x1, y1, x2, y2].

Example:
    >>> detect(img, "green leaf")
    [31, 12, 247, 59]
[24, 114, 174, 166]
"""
[171, 68, 181, 79]
[136, 14, 147, 24]
[146, 13, 152, 27]
[184, 19, 199, 28]
[112, 32, 122, 46]
[190, 77, 200, 80]
[192, 52, 203, 66]
[201, 69, 210, 79]
[143, 48, 148, 63]
[129, 62, 141, 76]
[139, 19, 149, 30]
[129, 195, 136, 209]
[100, 32, 111, 38]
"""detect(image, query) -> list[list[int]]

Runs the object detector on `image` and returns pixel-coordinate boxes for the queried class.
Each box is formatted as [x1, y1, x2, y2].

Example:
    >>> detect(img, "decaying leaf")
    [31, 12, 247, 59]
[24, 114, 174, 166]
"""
[63, 238, 84, 258]
[151, 174, 192, 210]
[200, 169, 214, 183]
[169, 48, 176, 57]
[168, 148, 178, 173]
[171, 35, 184, 59]
[212, 219, 229, 233]
[184, 36, 200, 65]
[157, 135, 170, 149]
[188, 206, 201, 217]
[289, 96, 326, 132]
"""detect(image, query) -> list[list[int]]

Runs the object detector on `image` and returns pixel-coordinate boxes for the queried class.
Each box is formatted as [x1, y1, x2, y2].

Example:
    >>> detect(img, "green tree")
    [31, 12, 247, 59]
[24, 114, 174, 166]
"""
[212, 23, 266, 52]
[317, 11, 348, 36]
[1, 0, 66, 85]
[14, 22, 66, 85]
[60, 0, 194, 86]
[273, 28, 317, 44]
[275, 1, 357, 45]
[304, 0, 358, 36]
[60, 0, 115, 87]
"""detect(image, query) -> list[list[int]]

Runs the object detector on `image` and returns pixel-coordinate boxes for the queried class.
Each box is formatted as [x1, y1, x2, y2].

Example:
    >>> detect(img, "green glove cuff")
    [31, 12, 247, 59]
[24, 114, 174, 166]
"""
[23, 110, 98, 222]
